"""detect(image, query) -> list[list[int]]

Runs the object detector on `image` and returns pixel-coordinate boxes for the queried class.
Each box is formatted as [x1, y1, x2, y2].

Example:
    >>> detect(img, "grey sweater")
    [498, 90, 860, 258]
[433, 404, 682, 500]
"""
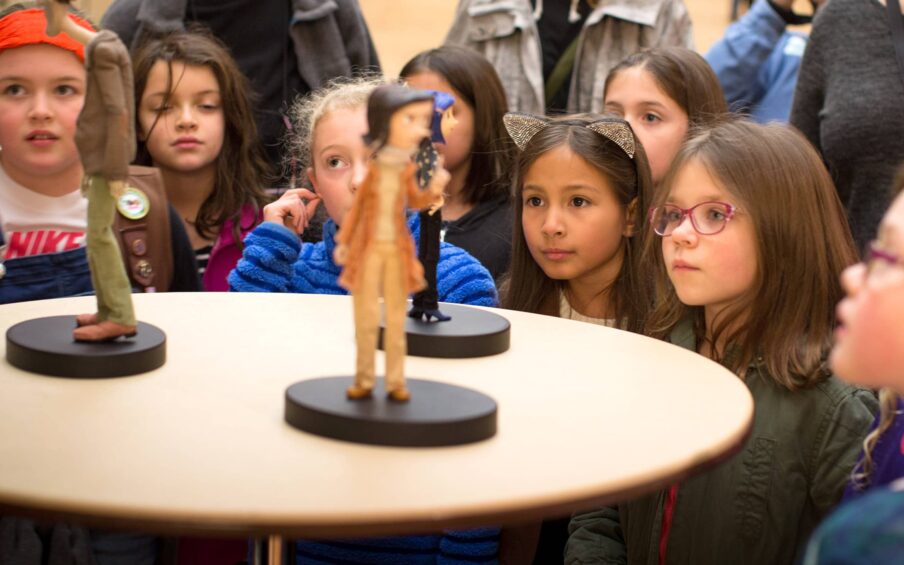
[790, 0, 904, 252]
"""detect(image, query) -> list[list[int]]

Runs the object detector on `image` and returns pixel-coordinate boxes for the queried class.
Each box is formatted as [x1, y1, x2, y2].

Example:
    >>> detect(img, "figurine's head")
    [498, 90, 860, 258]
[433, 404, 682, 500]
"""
[400, 45, 515, 207]
[429, 90, 456, 145]
[363, 84, 433, 153]
[39, 0, 72, 37]
[288, 76, 384, 228]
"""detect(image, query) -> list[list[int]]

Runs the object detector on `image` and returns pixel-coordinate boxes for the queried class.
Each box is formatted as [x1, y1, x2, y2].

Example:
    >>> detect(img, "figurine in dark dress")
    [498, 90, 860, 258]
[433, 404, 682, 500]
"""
[409, 91, 456, 322]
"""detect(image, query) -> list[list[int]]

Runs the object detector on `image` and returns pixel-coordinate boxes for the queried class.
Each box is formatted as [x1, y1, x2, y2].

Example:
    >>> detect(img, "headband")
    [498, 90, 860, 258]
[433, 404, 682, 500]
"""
[0, 8, 95, 63]
[503, 112, 636, 159]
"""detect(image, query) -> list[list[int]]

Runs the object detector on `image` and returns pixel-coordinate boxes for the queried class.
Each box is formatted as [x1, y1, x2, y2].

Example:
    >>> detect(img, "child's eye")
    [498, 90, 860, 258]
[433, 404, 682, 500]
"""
[571, 197, 589, 207]
[152, 105, 172, 113]
[641, 113, 661, 123]
[199, 102, 220, 111]
[525, 196, 543, 207]
[326, 156, 348, 169]
[54, 84, 78, 96]
[603, 104, 623, 117]
[704, 206, 726, 221]
[2, 84, 26, 96]
[664, 208, 683, 222]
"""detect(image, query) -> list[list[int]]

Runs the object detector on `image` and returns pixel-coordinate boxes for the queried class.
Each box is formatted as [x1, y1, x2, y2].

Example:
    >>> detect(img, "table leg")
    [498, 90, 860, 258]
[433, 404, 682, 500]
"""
[268, 535, 283, 565]
[252, 538, 262, 565]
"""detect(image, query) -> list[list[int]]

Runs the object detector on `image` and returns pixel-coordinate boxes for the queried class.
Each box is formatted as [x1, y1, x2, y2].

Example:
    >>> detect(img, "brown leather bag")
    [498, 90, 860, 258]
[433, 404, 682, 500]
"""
[113, 166, 174, 292]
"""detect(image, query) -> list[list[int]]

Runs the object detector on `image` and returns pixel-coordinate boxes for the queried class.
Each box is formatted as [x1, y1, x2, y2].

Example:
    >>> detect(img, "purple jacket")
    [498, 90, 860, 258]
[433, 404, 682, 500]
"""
[203, 204, 260, 292]
[844, 396, 904, 500]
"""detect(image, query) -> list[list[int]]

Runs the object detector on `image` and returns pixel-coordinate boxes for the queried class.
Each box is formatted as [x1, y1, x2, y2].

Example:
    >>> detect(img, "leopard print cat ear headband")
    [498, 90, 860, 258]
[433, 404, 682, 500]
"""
[503, 112, 636, 159]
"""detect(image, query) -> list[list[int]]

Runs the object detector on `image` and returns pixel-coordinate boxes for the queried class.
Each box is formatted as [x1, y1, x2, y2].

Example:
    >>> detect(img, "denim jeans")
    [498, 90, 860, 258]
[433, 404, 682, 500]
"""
[0, 247, 94, 305]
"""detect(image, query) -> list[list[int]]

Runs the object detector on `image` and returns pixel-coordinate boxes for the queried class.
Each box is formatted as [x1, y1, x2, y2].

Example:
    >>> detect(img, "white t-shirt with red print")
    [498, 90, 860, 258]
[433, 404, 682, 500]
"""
[0, 163, 87, 259]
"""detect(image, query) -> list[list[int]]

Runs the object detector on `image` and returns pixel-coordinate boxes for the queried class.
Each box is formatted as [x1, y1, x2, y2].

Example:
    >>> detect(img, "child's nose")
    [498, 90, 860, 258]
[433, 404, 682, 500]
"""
[840, 263, 866, 296]
[541, 209, 565, 237]
[28, 92, 53, 120]
[350, 160, 368, 193]
[669, 214, 697, 246]
[176, 105, 197, 129]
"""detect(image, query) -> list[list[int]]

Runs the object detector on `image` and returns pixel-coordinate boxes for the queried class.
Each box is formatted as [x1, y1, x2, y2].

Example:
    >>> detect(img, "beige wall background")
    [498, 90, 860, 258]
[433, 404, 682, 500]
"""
[7, 0, 733, 64]
[6, 0, 812, 79]
[361, 0, 733, 77]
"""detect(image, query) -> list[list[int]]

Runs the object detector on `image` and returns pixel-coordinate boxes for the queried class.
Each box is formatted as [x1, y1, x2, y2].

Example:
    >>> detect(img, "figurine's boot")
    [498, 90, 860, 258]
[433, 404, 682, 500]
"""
[423, 308, 451, 322]
[346, 384, 373, 400]
[73, 320, 137, 342]
[75, 313, 100, 327]
[387, 387, 410, 402]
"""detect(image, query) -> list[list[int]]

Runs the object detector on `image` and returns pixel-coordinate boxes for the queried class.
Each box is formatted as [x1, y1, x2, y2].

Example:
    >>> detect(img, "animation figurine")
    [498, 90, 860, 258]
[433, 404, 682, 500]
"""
[42, 0, 137, 341]
[408, 91, 457, 322]
[334, 85, 448, 402]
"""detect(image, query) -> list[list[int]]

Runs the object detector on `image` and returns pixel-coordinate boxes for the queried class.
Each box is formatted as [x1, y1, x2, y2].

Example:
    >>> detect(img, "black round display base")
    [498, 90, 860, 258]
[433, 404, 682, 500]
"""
[6, 316, 166, 378]
[285, 376, 497, 447]
[380, 303, 510, 358]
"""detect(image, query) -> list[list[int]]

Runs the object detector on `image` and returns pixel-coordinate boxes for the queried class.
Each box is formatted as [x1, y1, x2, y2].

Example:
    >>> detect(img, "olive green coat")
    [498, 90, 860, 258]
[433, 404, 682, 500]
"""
[565, 322, 878, 565]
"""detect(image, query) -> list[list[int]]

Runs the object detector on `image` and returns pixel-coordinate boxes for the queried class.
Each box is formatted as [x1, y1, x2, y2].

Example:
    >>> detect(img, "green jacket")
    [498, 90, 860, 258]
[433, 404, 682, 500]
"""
[566, 322, 878, 565]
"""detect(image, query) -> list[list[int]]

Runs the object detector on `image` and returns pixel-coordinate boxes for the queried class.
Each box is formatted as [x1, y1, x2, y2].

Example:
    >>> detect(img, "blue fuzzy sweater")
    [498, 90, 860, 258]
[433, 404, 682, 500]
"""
[229, 214, 499, 564]
[229, 215, 497, 308]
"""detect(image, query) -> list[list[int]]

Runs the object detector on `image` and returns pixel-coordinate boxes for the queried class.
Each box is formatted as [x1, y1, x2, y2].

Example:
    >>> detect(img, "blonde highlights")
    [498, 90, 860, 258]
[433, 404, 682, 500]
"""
[851, 389, 902, 491]
[285, 74, 386, 188]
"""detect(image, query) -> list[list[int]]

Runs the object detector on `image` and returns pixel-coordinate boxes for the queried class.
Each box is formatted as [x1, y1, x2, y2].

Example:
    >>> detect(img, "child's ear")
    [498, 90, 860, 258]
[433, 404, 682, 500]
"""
[623, 197, 638, 237]
[306, 167, 319, 192]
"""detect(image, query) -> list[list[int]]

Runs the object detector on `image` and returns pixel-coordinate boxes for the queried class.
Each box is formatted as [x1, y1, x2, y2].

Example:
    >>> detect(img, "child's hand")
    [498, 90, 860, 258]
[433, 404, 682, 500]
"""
[428, 156, 451, 196]
[334, 244, 349, 266]
[263, 188, 320, 235]
[428, 194, 445, 216]
[108, 180, 127, 199]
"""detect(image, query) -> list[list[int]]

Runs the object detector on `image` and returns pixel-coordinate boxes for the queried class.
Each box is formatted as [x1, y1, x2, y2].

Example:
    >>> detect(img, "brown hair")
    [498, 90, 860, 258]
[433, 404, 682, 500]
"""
[501, 114, 653, 333]
[605, 47, 728, 129]
[644, 120, 858, 389]
[400, 45, 515, 206]
[852, 163, 904, 489]
[131, 29, 269, 241]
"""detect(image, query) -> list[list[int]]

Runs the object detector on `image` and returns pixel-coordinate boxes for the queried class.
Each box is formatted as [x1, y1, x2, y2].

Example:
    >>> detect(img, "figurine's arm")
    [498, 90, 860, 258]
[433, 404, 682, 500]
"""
[406, 162, 448, 210]
[334, 180, 367, 266]
[91, 39, 134, 181]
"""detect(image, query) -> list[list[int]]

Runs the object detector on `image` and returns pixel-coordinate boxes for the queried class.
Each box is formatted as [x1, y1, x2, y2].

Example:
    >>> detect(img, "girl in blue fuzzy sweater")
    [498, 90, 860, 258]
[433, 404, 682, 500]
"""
[228, 77, 496, 310]
[228, 77, 499, 564]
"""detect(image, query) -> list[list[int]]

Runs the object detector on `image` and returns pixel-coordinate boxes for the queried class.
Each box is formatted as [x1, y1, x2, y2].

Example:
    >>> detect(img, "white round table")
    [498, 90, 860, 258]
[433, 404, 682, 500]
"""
[0, 293, 753, 562]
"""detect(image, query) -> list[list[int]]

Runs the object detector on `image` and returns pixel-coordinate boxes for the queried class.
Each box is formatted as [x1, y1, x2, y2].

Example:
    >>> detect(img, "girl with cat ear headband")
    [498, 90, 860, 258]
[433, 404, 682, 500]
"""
[500, 112, 653, 333]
